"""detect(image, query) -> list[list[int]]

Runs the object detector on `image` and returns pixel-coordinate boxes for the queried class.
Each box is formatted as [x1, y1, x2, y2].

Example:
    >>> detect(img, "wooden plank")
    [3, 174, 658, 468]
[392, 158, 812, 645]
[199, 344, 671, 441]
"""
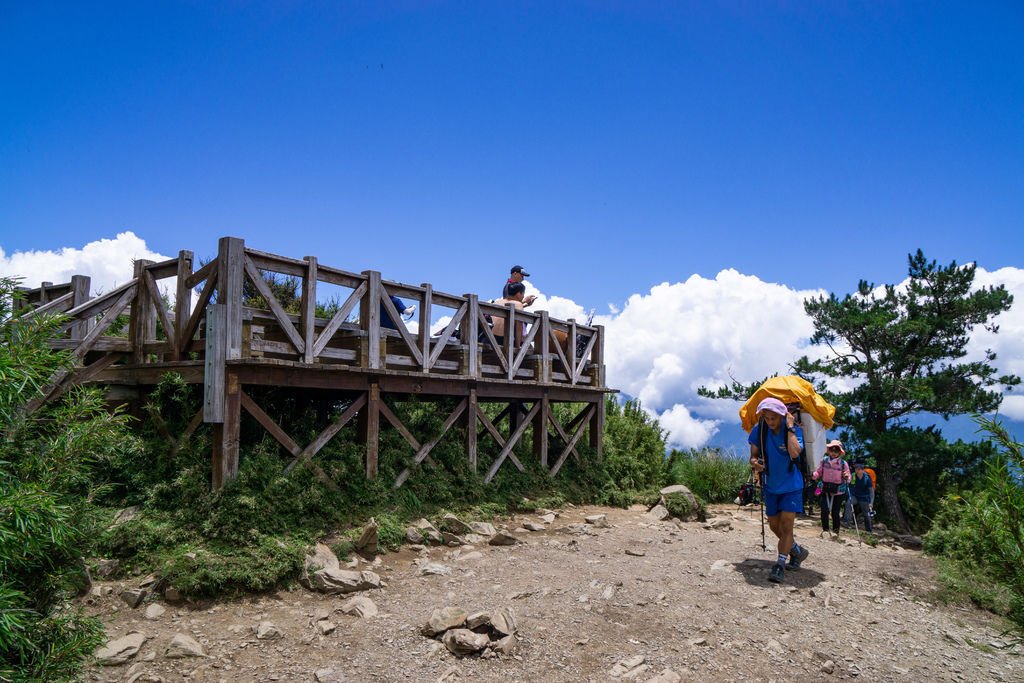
[548, 403, 587, 466]
[464, 295, 479, 377]
[130, 260, 155, 364]
[505, 304, 515, 380]
[419, 284, 432, 373]
[212, 371, 241, 489]
[24, 291, 73, 319]
[510, 316, 540, 377]
[568, 319, 577, 384]
[537, 312, 551, 384]
[301, 256, 318, 364]
[71, 285, 136, 363]
[534, 395, 549, 468]
[477, 309, 508, 374]
[180, 269, 217, 352]
[69, 275, 92, 340]
[58, 278, 136, 323]
[590, 394, 605, 457]
[466, 388, 478, 471]
[363, 382, 380, 477]
[394, 398, 467, 488]
[283, 394, 366, 474]
[204, 304, 226, 423]
[593, 325, 606, 387]
[182, 408, 205, 441]
[379, 287, 423, 367]
[143, 270, 176, 357]
[241, 389, 301, 453]
[378, 400, 421, 451]
[218, 237, 245, 361]
[363, 271, 383, 369]
[185, 258, 216, 289]
[312, 281, 366, 357]
[427, 304, 466, 369]
[144, 258, 181, 280]
[550, 404, 594, 477]
[245, 248, 308, 277]
[173, 251, 193, 361]
[484, 401, 539, 483]
[312, 264, 365, 289]
[574, 329, 599, 384]
[243, 255, 305, 354]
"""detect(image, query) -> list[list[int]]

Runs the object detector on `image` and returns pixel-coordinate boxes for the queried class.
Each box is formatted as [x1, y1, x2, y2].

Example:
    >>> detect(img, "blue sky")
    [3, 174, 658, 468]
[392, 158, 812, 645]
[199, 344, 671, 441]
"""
[2, 2, 1022, 448]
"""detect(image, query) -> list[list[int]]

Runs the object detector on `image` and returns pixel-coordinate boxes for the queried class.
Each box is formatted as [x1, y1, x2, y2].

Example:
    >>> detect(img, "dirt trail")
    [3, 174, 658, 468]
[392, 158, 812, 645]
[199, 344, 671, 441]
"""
[84, 504, 1022, 682]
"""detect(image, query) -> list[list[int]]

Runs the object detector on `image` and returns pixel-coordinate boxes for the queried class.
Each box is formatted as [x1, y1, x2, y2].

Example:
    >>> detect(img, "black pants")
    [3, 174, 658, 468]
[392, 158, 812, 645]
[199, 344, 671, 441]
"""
[820, 492, 846, 532]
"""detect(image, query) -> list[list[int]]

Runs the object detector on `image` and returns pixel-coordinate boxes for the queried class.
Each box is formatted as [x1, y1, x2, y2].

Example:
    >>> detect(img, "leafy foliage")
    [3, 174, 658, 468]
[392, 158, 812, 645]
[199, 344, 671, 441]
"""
[666, 448, 750, 504]
[924, 417, 1024, 629]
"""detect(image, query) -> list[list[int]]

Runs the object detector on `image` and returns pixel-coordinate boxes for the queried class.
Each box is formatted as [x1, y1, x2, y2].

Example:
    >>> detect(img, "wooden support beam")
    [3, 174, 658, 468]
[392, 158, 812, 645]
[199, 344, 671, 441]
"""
[302, 256, 318, 364]
[243, 254, 305, 355]
[464, 294, 479, 377]
[212, 371, 241, 489]
[180, 269, 217, 353]
[143, 269, 175, 359]
[419, 283, 432, 373]
[362, 271, 382, 369]
[394, 398, 467, 488]
[203, 305, 226, 423]
[312, 281, 366, 357]
[360, 382, 381, 477]
[534, 394, 549, 468]
[130, 260, 155, 364]
[551, 404, 595, 477]
[172, 251, 193, 361]
[484, 400, 539, 483]
[69, 275, 92, 341]
[283, 394, 366, 474]
[590, 395, 605, 459]
[466, 388, 478, 471]
[217, 237, 245, 360]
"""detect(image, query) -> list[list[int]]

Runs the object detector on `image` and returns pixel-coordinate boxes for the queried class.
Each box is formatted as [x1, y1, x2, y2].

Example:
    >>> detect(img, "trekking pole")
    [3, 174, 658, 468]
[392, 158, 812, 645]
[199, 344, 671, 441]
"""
[825, 493, 833, 537]
[757, 469, 767, 552]
[851, 497, 862, 545]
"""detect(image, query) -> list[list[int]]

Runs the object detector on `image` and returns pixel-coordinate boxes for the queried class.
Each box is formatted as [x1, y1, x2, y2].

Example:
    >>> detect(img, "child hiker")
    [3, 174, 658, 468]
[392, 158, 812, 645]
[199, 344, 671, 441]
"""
[812, 439, 851, 537]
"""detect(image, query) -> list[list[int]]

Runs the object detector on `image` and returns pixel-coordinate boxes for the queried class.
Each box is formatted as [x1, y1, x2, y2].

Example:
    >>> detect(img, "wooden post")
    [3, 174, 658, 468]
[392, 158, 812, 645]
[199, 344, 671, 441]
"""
[589, 396, 605, 459]
[419, 283, 432, 372]
[173, 251, 193, 360]
[508, 400, 521, 437]
[217, 237, 245, 360]
[463, 294, 479, 377]
[203, 305, 225, 423]
[593, 325, 605, 387]
[361, 270, 382, 370]
[39, 282, 52, 305]
[533, 394, 549, 468]
[302, 256, 318, 364]
[538, 311, 551, 383]
[129, 260, 155, 364]
[360, 382, 381, 478]
[466, 387, 478, 471]
[505, 304, 516, 381]
[69, 275, 91, 341]
[568, 319, 577, 385]
[212, 371, 241, 489]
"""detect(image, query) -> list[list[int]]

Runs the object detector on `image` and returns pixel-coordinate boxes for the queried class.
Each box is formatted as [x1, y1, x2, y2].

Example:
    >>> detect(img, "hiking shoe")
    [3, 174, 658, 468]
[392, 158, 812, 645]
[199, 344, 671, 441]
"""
[788, 545, 810, 570]
[768, 563, 785, 583]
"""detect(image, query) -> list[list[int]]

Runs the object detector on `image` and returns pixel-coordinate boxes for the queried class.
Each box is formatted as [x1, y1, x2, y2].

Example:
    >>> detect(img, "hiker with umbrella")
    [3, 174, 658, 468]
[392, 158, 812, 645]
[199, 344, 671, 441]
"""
[748, 397, 810, 584]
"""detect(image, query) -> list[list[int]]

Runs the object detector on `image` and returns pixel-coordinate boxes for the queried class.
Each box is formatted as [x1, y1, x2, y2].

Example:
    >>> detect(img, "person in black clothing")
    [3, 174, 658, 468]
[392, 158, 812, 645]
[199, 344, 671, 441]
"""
[502, 265, 537, 306]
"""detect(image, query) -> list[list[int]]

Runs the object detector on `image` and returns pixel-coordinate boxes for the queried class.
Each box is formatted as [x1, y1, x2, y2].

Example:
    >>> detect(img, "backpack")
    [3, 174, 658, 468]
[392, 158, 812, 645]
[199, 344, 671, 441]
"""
[738, 482, 757, 506]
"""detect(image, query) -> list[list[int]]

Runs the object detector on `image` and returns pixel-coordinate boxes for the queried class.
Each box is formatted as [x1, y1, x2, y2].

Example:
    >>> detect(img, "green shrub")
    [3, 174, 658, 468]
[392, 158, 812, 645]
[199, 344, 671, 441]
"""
[923, 416, 1024, 629]
[666, 448, 749, 503]
[601, 398, 668, 492]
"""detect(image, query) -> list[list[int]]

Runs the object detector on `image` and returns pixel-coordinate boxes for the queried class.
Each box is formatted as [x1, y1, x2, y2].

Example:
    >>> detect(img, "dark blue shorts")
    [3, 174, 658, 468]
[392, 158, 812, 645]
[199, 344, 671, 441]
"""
[765, 490, 803, 517]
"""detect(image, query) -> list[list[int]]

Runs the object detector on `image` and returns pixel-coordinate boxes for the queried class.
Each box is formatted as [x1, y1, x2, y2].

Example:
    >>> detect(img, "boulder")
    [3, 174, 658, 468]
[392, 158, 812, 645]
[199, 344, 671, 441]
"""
[488, 531, 519, 546]
[340, 595, 378, 619]
[111, 506, 141, 527]
[255, 621, 283, 640]
[441, 531, 466, 546]
[419, 563, 452, 576]
[120, 588, 147, 609]
[422, 606, 468, 637]
[308, 568, 381, 594]
[405, 527, 425, 544]
[95, 558, 120, 578]
[584, 514, 609, 528]
[660, 484, 705, 522]
[538, 513, 556, 524]
[316, 620, 336, 635]
[646, 669, 682, 683]
[144, 604, 166, 620]
[353, 518, 378, 555]
[440, 513, 473, 535]
[315, 670, 347, 683]
[489, 634, 517, 655]
[644, 504, 670, 521]
[300, 543, 341, 589]
[412, 518, 444, 544]
[95, 631, 148, 665]
[441, 628, 490, 656]
[522, 521, 546, 532]
[164, 633, 206, 659]
[468, 521, 497, 536]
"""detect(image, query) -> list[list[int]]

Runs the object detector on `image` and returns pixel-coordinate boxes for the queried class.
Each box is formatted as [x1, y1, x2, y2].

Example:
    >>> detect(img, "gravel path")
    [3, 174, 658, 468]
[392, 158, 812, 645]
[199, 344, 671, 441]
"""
[85, 504, 1023, 682]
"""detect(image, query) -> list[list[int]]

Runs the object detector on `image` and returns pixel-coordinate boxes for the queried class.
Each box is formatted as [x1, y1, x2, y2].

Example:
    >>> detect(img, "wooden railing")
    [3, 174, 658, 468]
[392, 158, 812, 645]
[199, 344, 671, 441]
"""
[22, 236, 606, 393]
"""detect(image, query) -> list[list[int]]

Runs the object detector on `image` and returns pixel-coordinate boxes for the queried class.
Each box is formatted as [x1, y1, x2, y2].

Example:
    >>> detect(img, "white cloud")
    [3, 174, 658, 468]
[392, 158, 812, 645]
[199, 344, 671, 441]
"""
[657, 403, 720, 450]
[0, 232, 170, 294]
[968, 267, 1024, 384]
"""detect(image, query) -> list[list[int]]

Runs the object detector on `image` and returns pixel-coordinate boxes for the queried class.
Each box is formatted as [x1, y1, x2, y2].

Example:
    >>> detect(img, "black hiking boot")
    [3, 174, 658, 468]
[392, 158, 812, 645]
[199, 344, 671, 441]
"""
[768, 563, 785, 583]
[788, 545, 810, 570]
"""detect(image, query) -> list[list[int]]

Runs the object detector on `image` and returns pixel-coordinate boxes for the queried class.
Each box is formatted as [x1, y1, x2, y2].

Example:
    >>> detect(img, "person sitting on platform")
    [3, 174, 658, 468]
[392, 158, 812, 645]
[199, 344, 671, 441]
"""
[503, 265, 537, 306]
[490, 282, 528, 346]
[381, 295, 415, 330]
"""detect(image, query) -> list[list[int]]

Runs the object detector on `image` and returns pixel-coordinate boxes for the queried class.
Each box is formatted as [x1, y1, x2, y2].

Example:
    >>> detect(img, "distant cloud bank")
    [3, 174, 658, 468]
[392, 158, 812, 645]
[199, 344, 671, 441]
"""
[4, 233, 1022, 445]
[0, 232, 170, 293]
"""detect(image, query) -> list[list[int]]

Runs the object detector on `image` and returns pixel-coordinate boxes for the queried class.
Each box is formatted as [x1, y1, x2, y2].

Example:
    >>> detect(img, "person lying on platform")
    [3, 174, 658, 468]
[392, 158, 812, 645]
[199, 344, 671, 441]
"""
[381, 295, 416, 330]
[502, 265, 537, 306]
[490, 282, 528, 346]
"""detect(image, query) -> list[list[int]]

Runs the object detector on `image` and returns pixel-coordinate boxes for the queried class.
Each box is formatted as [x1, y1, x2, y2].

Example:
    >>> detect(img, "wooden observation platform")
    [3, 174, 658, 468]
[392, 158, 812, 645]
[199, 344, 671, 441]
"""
[20, 237, 612, 490]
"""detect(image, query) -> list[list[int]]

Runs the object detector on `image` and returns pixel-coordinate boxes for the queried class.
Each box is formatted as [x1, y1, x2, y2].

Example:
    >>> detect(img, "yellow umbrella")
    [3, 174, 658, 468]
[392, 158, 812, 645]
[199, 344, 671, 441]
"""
[739, 375, 836, 432]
